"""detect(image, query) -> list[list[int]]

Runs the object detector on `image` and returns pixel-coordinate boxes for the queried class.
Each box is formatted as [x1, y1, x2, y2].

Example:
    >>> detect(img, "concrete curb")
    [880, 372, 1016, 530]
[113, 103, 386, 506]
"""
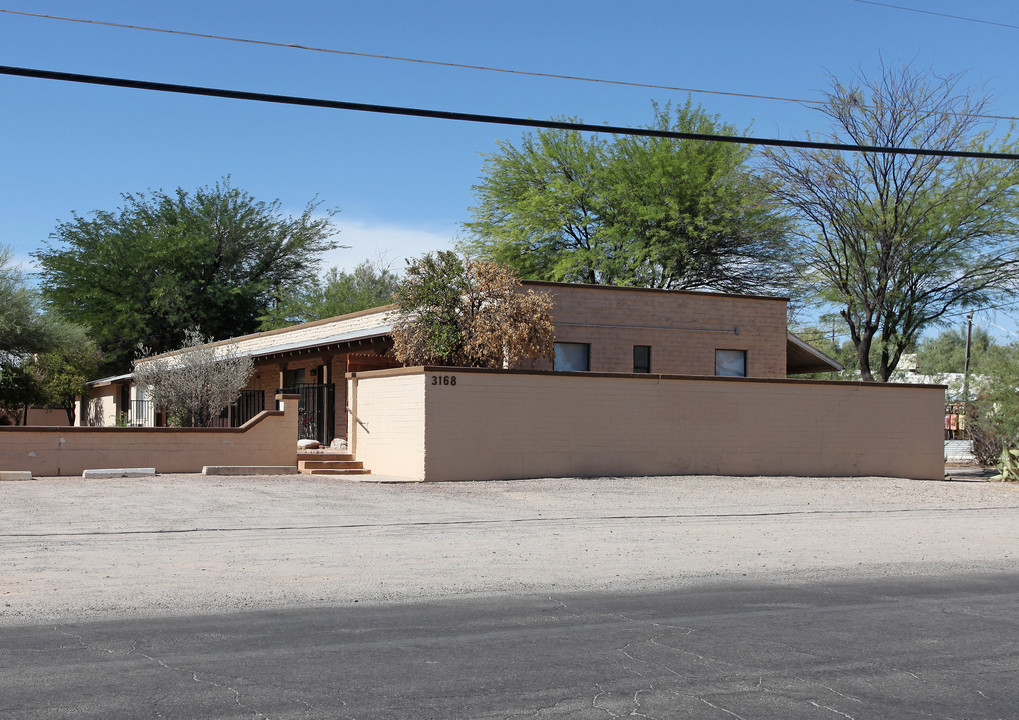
[202, 466, 299, 476]
[82, 468, 156, 479]
[0, 471, 34, 481]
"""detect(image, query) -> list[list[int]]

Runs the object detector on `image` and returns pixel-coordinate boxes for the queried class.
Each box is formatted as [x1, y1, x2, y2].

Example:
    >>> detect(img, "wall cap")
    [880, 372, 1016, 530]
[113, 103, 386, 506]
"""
[521, 279, 789, 303]
[0, 409, 284, 433]
[347, 365, 947, 390]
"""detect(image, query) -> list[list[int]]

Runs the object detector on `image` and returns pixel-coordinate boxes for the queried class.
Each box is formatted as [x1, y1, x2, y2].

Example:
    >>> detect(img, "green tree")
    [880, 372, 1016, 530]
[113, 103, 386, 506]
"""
[0, 245, 63, 359]
[0, 362, 46, 425]
[392, 251, 555, 368]
[766, 61, 1019, 382]
[260, 260, 398, 329]
[463, 101, 797, 294]
[967, 346, 1019, 465]
[35, 179, 340, 373]
[0, 244, 90, 423]
[913, 326, 1009, 375]
[31, 329, 102, 424]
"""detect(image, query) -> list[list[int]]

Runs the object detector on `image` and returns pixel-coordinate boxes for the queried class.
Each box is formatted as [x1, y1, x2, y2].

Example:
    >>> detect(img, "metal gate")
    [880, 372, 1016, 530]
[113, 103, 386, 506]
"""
[278, 383, 335, 444]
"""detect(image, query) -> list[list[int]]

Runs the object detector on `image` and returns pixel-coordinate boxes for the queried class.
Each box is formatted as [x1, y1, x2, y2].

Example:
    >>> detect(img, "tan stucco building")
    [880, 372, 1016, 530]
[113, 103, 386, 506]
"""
[49, 280, 949, 481]
[80, 281, 840, 436]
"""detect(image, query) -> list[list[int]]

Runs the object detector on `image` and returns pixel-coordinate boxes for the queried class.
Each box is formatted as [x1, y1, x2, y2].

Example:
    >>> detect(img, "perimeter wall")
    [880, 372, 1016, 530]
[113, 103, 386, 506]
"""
[0, 395, 299, 477]
[347, 368, 945, 481]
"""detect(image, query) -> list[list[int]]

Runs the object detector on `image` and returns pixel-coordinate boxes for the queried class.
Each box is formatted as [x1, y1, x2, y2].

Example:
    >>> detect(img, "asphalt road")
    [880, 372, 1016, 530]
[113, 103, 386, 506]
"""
[2, 574, 1017, 719]
[1, 472, 1017, 718]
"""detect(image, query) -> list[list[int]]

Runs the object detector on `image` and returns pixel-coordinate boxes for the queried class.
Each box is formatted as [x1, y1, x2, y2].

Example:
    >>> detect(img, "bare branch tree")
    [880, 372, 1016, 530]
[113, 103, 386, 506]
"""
[765, 61, 1019, 381]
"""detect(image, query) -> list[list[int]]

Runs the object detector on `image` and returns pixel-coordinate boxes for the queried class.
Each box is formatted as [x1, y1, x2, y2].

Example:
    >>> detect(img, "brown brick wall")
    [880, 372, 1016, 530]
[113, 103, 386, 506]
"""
[528, 284, 789, 378]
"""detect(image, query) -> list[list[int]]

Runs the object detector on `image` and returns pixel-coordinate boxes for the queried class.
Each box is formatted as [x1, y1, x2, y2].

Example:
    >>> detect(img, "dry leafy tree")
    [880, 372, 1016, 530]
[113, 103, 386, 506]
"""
[392, 252, 554, 368]
[134, 328, 254, 427]
[765, 61, 1019, 382]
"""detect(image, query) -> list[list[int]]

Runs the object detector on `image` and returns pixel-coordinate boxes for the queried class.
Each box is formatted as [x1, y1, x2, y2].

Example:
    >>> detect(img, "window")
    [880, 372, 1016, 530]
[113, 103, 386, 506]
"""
[554, 342, 590, 372]
[633, 345, 651, 373]
[715, 349, 747, 377]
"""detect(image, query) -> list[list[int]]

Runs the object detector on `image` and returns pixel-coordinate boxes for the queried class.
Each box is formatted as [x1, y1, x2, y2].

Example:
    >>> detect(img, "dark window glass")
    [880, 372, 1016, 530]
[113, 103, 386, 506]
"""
[633, 345, 651, 373]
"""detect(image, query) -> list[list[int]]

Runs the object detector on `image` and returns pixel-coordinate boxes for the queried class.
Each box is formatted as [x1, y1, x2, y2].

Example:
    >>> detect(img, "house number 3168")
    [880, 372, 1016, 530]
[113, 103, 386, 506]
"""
[431, 375, 457, 386]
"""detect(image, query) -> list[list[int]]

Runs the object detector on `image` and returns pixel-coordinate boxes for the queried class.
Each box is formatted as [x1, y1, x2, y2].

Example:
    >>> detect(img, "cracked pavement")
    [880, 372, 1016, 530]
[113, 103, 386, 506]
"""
[1, 473, 1017, 717]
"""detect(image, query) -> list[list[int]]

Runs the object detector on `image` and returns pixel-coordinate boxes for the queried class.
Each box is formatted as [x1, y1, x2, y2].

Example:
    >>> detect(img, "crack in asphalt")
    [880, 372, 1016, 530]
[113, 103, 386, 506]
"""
[3, 505, 1016, 539]
[50, 628, 276, 719]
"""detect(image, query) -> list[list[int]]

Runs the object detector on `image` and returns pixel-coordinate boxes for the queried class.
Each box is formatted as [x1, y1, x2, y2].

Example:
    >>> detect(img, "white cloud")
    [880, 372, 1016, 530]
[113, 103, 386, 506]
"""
[3, 251, 39, 272]
[317, 218, 458, 275]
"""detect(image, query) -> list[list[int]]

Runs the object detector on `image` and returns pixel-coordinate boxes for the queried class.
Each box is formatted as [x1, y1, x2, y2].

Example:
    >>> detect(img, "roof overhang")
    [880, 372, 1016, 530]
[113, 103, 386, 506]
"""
[248, 325, 394, 361]
[786, 332, 844, 374]
[86, 372, 134, 388]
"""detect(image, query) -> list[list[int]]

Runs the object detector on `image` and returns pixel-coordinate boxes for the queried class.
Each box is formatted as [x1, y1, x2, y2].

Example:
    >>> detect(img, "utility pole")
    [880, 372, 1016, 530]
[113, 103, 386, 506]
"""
[962, 310, 974, 409]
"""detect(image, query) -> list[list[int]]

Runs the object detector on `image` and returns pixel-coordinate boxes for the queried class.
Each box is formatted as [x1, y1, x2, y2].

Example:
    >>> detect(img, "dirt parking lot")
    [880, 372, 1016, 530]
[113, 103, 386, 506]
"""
[1, 472, 1016, 625]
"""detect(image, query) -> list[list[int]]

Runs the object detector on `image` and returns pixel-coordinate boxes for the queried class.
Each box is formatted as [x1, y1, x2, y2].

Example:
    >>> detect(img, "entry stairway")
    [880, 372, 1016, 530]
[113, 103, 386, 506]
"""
[297, 450, 370, 476]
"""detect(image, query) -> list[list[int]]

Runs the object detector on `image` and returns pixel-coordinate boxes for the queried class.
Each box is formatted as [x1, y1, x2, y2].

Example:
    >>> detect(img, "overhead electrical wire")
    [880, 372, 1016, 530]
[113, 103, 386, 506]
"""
[852, 0, 1019, 31]
[3, 65, 1019, 161]
[2, 7, 1019, 123]
[973, 315, 1019, 339]
[943, 299, 1019, 320]
[0, 9, 831, 107]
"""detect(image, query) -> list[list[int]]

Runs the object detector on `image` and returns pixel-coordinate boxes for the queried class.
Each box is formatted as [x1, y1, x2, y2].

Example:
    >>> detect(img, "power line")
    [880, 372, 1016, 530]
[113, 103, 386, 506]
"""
[3, 7, 1019, 123]
[4, 64, 1019, 161]
[852, 0, 1019, 31]
[973, 315, 1019, 339]
[0, 8, 831, 107]
[943, 299, 1019, 320]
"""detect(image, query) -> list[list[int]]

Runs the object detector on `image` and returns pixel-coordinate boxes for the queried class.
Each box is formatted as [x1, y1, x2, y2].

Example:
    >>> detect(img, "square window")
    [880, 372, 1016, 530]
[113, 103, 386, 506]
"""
[633, 345, 651, 373]
[554, 342, 590, 372]
[715, 349, 747, 377]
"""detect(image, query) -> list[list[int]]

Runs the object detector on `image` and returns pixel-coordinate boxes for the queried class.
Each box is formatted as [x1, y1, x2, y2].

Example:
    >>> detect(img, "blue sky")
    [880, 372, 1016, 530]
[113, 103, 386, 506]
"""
[3, 0, 1019, 339]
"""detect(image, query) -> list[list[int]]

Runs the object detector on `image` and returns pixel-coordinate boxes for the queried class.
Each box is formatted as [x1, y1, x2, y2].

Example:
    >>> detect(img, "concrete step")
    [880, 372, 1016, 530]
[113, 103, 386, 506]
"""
[299, 459, 365, 471]
[297, 451, 369, 475]
[296, 452, 355, 462]
[945, 439, 977, 465]
[303, 468, 372, 476]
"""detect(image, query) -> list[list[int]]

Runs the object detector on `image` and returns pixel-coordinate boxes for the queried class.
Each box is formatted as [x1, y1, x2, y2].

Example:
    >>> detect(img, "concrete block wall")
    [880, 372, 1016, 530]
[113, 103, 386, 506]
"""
[0, 395, 300, 476]
[349, 367, 945, 482]
[347, 372, 426, 479]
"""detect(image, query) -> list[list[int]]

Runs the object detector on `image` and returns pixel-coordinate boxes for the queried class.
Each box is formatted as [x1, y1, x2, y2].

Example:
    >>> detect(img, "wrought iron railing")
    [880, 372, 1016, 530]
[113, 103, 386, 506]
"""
[136, 390, 266, 428]
[209, 389, 266, 428]
[277, 383, 335, 444]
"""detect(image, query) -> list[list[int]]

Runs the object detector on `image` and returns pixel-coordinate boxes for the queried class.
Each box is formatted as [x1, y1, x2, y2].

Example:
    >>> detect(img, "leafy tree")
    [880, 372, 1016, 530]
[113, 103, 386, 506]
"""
[913, 326, 1009, 375]
[0, 362, 47, 425]
[966, 346, 1019, 465]
[765, 61, 1019, 382]
[463, 101, 797, 294]
[392, 251, 554, 368]
[0, 245, 95, 423]
[260, 260, 398, 329]
[0, 245, 63, 359]
[34, 179, 340, 373]
[31, 330, 103, 424]
[134, 328, 254, 427]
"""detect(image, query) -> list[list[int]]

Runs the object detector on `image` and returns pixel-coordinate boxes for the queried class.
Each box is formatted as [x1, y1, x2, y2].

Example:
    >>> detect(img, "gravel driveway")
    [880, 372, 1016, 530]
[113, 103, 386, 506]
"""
[1, 473, 1016, 625]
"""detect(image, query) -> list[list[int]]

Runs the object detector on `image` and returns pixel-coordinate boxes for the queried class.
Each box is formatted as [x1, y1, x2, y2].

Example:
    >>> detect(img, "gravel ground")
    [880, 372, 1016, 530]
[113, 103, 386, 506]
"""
[1, 472, 1016, 625]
